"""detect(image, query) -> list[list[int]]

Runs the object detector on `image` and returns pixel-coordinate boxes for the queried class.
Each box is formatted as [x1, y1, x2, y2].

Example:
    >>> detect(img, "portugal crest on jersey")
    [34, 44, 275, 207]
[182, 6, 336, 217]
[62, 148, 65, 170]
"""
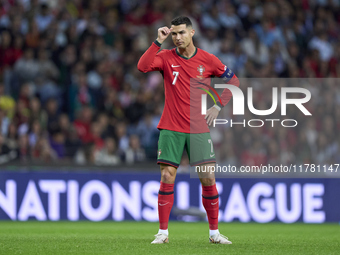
[197, 65, 205, 79]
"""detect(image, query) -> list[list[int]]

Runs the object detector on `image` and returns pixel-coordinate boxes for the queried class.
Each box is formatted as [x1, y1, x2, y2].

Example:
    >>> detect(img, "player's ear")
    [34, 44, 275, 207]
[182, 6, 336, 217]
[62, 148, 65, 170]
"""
[191, 29, 195, 37]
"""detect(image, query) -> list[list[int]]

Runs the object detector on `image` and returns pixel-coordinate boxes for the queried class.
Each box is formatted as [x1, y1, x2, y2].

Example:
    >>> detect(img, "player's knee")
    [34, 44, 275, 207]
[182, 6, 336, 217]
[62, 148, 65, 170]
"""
[161, 171, 175, 183]
[200, 177, 216, 186]
[160, 165, 176, 183]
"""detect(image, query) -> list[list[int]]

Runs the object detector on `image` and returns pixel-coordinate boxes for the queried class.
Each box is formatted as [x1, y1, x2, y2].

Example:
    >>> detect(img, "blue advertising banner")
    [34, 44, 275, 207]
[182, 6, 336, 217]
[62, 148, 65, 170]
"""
[0, 171, 339, 223]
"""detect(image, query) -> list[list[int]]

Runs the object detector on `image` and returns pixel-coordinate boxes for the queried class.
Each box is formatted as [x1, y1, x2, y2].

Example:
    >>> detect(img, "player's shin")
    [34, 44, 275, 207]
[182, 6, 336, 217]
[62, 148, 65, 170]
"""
[158, 181, 174, 235]
[202, 184, 219, 235]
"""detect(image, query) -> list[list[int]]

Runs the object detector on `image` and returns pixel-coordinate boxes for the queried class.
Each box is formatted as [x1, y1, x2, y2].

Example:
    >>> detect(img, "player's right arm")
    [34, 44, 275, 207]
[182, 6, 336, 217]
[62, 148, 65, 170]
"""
[137, 27, 172, 73]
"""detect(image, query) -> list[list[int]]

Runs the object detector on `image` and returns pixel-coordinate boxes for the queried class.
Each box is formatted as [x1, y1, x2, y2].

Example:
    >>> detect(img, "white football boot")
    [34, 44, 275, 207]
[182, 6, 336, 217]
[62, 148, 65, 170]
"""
[209, 233, 232, 244]
[151, 233, 169, 244]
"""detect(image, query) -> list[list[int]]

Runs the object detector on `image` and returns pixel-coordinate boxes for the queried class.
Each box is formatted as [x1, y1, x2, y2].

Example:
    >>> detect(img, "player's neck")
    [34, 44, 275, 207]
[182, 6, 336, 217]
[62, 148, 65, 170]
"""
[177, 43, 196, 59]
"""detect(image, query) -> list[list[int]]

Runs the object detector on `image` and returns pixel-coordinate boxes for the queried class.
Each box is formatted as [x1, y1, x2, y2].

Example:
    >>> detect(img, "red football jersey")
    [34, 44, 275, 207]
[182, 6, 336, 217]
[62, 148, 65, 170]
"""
[138, 41, 239, 133]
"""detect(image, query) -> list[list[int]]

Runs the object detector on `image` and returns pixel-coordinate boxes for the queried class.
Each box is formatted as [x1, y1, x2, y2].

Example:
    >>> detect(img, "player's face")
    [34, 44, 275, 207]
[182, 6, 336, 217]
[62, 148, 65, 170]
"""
[170, 24, 195, 49]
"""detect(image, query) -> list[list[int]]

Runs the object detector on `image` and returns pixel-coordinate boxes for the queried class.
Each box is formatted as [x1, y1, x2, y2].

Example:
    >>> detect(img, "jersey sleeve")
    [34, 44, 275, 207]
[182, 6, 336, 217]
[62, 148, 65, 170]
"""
[210, 54, 240, 108]
[137, 41, 164, 73]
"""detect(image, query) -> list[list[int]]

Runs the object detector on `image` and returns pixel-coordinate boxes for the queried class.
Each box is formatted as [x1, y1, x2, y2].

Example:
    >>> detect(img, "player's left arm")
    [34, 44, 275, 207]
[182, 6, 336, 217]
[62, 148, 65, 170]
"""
[205, 55, 240, 126]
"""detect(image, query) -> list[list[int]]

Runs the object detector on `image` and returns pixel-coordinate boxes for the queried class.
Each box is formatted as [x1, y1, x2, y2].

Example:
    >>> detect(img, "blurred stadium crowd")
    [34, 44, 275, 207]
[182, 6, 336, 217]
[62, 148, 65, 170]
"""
[0, 0, 339, 167]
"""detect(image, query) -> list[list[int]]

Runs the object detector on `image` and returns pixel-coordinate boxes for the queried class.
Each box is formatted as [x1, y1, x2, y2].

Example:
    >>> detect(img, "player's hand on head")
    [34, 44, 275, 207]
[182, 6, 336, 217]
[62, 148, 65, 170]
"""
[205, 106, 220, 126]
[157, 27, 173, 44]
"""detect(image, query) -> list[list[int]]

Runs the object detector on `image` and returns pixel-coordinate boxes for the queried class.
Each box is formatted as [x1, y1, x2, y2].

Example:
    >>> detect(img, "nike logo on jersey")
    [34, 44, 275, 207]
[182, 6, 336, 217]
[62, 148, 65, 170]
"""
[171, 64, 181, 67]
[210, 154, 215, 157]
[159, 202, 170, 206]
[211, 202, 218, 205]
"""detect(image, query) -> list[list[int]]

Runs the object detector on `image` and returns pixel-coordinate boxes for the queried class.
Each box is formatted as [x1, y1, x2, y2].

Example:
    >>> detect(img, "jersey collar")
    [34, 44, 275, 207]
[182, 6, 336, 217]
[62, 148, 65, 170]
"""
[176, 47, 197, 60]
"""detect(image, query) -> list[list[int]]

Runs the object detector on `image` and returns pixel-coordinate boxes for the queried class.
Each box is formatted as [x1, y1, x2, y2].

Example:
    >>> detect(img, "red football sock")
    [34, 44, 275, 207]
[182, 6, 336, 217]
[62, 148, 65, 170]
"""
[158, 181, 174, 230]
[202, 184, 219, 230]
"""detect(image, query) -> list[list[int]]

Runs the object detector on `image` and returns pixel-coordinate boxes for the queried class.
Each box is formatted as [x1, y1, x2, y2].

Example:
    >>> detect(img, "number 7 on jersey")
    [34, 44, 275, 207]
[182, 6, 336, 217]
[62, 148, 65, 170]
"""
[172, 71, 179, 85]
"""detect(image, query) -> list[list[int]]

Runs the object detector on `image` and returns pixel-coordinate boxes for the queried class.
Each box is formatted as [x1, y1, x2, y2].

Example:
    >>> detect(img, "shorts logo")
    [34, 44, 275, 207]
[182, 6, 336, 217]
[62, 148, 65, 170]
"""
[158, 149, 162, 158]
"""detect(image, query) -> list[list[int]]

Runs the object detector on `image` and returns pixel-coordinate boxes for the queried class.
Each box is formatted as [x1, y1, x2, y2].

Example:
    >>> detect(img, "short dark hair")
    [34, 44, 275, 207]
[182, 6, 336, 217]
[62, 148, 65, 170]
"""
[171, 16, 192, 27]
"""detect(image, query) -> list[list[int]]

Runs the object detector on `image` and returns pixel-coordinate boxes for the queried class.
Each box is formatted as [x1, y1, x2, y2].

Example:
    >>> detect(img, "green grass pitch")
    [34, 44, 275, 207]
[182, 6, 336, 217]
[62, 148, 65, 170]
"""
[0, 221, 339, 254]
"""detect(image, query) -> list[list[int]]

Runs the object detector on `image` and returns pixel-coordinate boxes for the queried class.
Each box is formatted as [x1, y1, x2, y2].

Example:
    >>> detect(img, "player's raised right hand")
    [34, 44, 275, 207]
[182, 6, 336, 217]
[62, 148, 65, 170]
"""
[157, 27, 172, 44]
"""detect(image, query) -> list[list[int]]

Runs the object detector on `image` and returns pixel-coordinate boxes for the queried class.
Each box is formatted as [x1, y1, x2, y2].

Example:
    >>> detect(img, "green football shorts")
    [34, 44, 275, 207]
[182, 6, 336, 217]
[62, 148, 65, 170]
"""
[157, 129, 216, 167]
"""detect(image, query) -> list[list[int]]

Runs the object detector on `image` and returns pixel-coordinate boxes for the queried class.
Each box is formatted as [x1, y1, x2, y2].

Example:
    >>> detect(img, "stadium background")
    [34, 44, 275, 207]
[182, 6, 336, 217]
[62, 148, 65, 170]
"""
[0, 0, 340, 224]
